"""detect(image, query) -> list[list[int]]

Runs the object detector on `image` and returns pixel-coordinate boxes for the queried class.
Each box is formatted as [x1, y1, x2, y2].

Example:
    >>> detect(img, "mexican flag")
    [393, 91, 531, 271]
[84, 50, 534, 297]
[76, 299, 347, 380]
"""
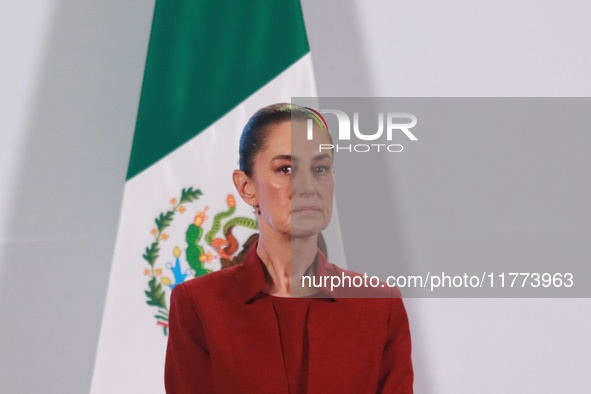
[90, 1, 345, 392]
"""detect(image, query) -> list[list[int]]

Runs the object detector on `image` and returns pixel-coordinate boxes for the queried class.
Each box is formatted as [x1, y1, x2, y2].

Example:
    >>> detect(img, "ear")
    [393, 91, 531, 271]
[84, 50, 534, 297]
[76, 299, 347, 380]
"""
[232, 169, 257, 206]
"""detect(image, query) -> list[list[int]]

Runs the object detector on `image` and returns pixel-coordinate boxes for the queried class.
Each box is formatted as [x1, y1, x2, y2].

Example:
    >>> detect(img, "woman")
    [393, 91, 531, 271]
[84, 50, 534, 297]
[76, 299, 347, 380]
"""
[165, 103, 413, 393]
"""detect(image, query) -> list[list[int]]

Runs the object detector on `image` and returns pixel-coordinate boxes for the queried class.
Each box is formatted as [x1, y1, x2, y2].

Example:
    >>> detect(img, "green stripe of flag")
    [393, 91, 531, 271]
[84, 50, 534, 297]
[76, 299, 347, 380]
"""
[127, 0, 310, 180]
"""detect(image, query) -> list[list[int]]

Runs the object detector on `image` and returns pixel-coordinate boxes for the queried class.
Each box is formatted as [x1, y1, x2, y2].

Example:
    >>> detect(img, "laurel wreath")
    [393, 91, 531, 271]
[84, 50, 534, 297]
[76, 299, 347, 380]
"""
[143, 187, 203, 335]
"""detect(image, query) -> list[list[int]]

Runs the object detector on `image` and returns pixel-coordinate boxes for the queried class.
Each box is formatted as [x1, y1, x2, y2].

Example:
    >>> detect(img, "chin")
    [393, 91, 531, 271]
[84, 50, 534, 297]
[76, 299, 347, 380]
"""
[290, 223, 327, 239]
[290, 231, 319, 239]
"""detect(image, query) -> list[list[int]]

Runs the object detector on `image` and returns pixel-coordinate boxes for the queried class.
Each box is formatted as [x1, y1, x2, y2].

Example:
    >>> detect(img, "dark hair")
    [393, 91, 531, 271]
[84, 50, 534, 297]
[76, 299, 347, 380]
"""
[238, 103, 332, 177]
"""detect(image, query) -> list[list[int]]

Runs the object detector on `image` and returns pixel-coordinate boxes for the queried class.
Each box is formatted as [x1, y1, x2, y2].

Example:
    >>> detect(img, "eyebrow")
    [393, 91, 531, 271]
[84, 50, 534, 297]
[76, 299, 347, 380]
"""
[270, 153, 332, 162]
[270, 154, 293, 162]
[312, 153, 332, 161]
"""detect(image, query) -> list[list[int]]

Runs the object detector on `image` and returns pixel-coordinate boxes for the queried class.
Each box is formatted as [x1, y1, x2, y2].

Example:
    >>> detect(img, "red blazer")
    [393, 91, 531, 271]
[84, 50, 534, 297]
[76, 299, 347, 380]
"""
[165, 243, 413, 393]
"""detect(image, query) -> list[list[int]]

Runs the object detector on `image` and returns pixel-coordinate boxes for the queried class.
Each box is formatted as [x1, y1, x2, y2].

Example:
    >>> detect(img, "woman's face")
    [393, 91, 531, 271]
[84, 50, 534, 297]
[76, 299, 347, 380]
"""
[250, 120, 334, 239]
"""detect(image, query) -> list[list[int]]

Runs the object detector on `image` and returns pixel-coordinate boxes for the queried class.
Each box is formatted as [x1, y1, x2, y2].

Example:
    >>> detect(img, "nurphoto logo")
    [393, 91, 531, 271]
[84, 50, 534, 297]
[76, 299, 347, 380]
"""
[307, 109, 418, 153]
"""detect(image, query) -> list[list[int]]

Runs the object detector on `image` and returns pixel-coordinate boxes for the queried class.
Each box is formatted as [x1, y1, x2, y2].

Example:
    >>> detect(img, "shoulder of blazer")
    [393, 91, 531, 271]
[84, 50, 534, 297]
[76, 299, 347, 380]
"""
[176, 263, 246, 303]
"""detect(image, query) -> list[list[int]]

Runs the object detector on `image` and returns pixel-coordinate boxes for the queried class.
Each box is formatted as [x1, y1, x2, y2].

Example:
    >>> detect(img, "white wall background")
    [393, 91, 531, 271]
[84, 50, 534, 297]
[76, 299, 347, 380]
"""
[1, 0, 590, 392]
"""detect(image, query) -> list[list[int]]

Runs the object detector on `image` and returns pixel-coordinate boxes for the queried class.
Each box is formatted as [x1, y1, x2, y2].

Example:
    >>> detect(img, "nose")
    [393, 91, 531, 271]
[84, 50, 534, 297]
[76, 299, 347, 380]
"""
[293, 167, 316, 196]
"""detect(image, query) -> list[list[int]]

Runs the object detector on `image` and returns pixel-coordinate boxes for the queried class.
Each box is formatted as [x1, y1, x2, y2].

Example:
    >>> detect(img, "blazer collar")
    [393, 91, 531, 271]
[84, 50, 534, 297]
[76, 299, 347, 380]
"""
[239, 241, 338, 303]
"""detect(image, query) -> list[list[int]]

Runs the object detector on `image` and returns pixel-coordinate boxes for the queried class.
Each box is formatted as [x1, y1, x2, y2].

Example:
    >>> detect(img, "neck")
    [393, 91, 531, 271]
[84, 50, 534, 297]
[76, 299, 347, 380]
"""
[256, 232, 318, 297]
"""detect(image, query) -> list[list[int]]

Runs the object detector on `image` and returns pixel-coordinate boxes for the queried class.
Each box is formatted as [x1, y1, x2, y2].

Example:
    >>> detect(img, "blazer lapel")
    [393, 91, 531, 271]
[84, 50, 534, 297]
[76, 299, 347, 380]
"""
[224, 242, 289, 393]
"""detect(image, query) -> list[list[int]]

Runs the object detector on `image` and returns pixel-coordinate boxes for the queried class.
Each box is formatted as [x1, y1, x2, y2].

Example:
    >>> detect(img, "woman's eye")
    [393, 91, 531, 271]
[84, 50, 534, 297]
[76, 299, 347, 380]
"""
[313, 165, 330, 174]
[278, 165, 292, 175]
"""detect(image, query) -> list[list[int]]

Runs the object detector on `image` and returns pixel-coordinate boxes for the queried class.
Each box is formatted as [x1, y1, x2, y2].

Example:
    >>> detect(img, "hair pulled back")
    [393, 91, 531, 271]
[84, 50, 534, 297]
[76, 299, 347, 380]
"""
[238, 103, 331, 177]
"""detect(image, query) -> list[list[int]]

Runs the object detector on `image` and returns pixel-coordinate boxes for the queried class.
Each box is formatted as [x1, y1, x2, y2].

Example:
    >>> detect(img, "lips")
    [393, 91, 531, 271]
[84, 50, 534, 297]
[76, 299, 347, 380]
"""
[292, 205, 321, 212]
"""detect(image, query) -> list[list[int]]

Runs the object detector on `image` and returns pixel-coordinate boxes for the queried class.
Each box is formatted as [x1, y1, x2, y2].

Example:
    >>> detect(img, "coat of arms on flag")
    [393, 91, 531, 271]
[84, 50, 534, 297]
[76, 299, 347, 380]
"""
[142, 188, 258, 335]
